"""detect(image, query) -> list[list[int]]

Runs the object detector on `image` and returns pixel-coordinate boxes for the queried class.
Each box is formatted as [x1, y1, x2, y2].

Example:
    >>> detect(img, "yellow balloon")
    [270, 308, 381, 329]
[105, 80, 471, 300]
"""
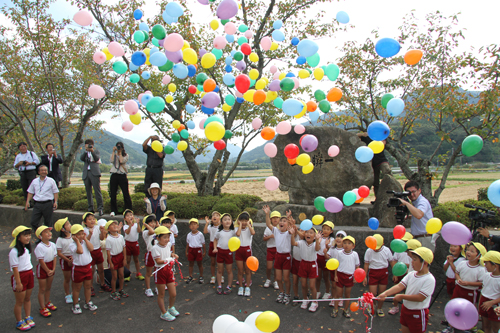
[151, 140, 163, 153]
[129, 112, 141, 125]
[210, 19, 219, 30]
[255, 311, 280, 333]
[204, 121, 225, 141]
[298, 69, 310, 79]
[267, 91, 277, 101]
[368, 141, 384, 154]
[243, 89, 256, 102]
[102, 47, 113, 60]
[249, 69, 259, 80]
[296, 153, 311, 167]
[222, 103, 232, 112]
[294, 102, 307, 119]
[312, 215, 324, 225]
[302, 162, 314, 174]
[172, 120, 181, 129]
[201, 53, 216, 68]
[426, 218, 443, 234]
[143, 48, 151, 56]
[326, 258, 340, 270]
[177, 141, 188, 151]
[278, 72, 286, 80]
[263, 77, 269, 85]
[145, 57, 151, 66]
[270, 42, 279, 51]
[165, 95, 174, 103]
[183, 48, 198, 65]
[200, 92, 206, 98]
[228, 237, 241, 252]
[182, 41, 190, 50]
[168, 83, 177, 93]
[264, 96, 271, 103]
[249, 52, 259, 62]
[313, 68, 324, 80]
[194, 88, 201, 95]
[255, 79, 266, 90]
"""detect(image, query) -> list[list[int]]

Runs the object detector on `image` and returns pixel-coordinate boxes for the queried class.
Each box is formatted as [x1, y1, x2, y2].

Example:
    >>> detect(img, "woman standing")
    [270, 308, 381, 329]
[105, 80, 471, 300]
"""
[109, 142, 132, 216]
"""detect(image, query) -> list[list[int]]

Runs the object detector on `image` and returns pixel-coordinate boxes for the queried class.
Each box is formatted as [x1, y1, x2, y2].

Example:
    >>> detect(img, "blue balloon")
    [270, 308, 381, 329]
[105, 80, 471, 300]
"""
[213, 85, 220, 93]
[300, 219, 313, 231]
[236, 97, 244, 103]
[230, 50, 236, 57]
[141, 71, 151, 80]
[128, 63, 139, 71]
[282, 99, 304, 116]
[150, 47, 159, 55]
[285, 72, 296, 78]
[201, 105, 214, 115]
[223, 73, 235, 86]
[187, 64, 196, 77]
[165, 2, 184, 18]
[142, 94, 152, 105]
[167, 140, 177, 148]
[149, 52, 167, 67]
[162, 11, 174, 24]
[273, 20, 283, 30]
[225, 65, 233, 73]
[134, 99, 141, 108]
[368, 217, 379, 230]
[172, 64, 188, 79]
[488, 180, 500, 207]
[131, 51, 147, 66]
[186, 120, 195, 129]
[296, 56, 306, 65]
[297, 39, 319, 58]
[291, 37, 300, 46]
[309, 110, 320, 122]
[367, 120, 390, 141]
[336, 11, 349, 24]
[355, 146, 374, 163]
[139, 22, 149, 32]
[387, 98, 405, 117]
[272, 30, 285, 42]
[133, 9, 143, 20]
[186, 104, 195, 114]
[375, 38, 401, 58]
[226, 34, 235, 43]
[225, 56, 233, 65]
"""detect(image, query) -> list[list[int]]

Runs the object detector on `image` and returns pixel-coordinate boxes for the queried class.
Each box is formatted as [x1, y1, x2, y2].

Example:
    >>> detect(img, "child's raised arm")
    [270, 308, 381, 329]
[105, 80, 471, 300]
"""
[315, 232, 321, 251]
[136, 218, 142, 233]
[73, 236, 83, 254]
[248, 223, 256, 236]
[144, 222, 155, 235]
[203, 216, 211, 234]
[263, 205, 272, 230]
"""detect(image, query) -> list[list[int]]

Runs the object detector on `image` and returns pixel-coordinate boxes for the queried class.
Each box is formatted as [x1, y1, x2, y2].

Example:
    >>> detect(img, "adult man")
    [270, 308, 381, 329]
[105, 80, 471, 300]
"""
[398, 180, 435, 251]
[13, 142, 40, 203]
[358, 133, 392, 200]
[80, 139, 103, 216]
[25, 165, 59, 233]
[40, 143, 63, 187]
[142, 135, 165, 197]
[478, 227, 500, 251]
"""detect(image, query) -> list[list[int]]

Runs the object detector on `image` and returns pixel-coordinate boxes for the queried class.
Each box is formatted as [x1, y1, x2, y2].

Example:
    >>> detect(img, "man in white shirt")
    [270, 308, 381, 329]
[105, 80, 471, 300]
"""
[13, 142, 40, 204]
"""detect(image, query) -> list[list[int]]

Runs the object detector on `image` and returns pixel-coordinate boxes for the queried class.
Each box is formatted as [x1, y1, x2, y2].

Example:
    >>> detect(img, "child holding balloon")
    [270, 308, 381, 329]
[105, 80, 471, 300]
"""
[235, 212, 255, 296]
[316, 221, 334, 301]
[479, 251, 500, 333]
[291, 230, 302, 305]
[204, 211, 221, 284]
[326, 230, 347, 307]
[213, 213, 236, 295]
[263, 211, 281, 290]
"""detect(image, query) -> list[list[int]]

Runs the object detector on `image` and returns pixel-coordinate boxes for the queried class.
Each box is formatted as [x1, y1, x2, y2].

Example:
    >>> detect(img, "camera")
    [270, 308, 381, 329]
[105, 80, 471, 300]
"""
[87, 144, 93, 149]
[465, 203, 498, 240]
[386, 190, 410, 224]
[116, 144, 123, 149]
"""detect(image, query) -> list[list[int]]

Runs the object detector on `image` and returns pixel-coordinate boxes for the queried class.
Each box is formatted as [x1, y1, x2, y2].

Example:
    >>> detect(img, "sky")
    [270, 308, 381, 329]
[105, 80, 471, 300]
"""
[1, 0, 498, 151]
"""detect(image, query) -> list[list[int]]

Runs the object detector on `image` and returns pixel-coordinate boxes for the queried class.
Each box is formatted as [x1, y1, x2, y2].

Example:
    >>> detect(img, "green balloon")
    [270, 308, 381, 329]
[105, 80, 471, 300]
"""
[196, 73, 209, 85]
[462, 135, 484, 157]
[237, 36, 248, 46]
[197, 84, 204, 92]
[392, 262, 407, 277]
[280, 78, 295, 92]
[307, 53, 320, 67]
[318, 100, 331, 113]
[146, 97, 165, 113]
[221, 19, 229, 25]
[152, 37, 160, 47]
[180, 129, 189, 140]
[273, 97, 283, 109]
[390, 239, 408, 253]
[172, 133, 180, 143]
[250, 79, 255, 87]
[238, 24, 248, 32]
[203, 115, 224, 128]
[343, 191, 357, 206]
[129, 73, 140, 83]
[152, 24, 166, 40]
[233, 51, 244, 61]
[142, 30, 149, 42]
[314, 89, 326, 101]
[158, 60, 173, 72]
[133, 30, 145, 43]
[164, 145, 175, 155]
[325, 63, 340, 81]
[381, 93, 394, 109]
[224, 130, 233, 139]
[225, 94, 235, 106]
[306, 68, 312, 74]
[314, 196, 327, 212]
[211, 48, 223, 60]
[113, 61, 128, 75]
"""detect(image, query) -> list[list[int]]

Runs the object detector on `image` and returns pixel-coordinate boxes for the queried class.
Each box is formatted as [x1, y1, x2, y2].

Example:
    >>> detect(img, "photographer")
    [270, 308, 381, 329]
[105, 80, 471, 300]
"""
[142, 134, 165, 197]
[478, 228, 500, 251]
[109, 141, 132, 217]
[40, 143, 63, 187]
[13, 142, 39, 203]
[80, 139, 103, 216]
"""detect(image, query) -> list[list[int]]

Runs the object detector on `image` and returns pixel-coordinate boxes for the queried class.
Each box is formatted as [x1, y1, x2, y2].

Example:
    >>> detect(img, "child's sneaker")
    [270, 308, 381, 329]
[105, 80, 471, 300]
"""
[168, 307, 180, 317]
[316, 292, 321, 299]
[276, 292, 284, 303]
[283, 294, 291, 305]
[65, 294, 73, 304]
[100, 284, 112, 292]
[210, 276, 216, 284]
[199, 276, 204, 284]
[160, 311, 176, 322]
[329, 300, 336, 307]
[343, 309, 351, 318]
[339, 300, 344, 307]
[238, 287, 244, 296]
[263, 279, 271, 288]
[24, 316, 35, 328]
[124, 276, 131, 282]
[216, 286, 223, 295]
[90, 287, 95, 297]
[224, 286, 232, 295]
[309, 302, 319, 312]
[245, 280, 252, 287]
[145, 289, 154, 297]
[72, 304, 82, 315]
[377, 309, 385, 317]
[273, 281, 279, 290]
[331, 309, 339, 318]
[84, 301, 98, 311]
[186, 276, 193, 284]
[16, 320, 31, 331]
[322, 293, 331, 300]
[244, 287, 251, 297]
[110, 292, 121, 300]
[45, 302, 57, 311]
[301, 301, 309, 309]
[136, 273, 145, 280]
[388, 306, 399, 315]
[39, 308, 51, 317]
[119, 290, 129, 298]
[291, 296, 299, 306]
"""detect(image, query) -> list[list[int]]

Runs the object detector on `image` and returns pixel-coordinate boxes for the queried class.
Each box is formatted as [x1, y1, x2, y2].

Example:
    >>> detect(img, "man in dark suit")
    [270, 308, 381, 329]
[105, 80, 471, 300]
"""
[80, 139, 103, 216]
[40, 143, 63, 187]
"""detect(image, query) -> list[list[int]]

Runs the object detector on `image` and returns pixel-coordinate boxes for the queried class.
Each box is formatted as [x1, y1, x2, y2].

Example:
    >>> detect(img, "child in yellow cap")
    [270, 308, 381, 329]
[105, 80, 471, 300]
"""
[479, 251, 500, 332]
[263, 210, 281, 289]
[204, 211, 221, 284]
[82, 212, 107, 296]
[54, 218, 74, 304]
[235, 212, 255, 296]
[213, 213, 236, 295]
[34, 226, 57, 318]
[453, 242, 486, 305]
[316, 221, 335, 301]
[9, 226, 35, 331]
[123, 209, 144, 281]
[164, 210, 179, 238]
[142, 215, 159, 297]
[186, 218, 206, 284]
[105, 220, 127, 301]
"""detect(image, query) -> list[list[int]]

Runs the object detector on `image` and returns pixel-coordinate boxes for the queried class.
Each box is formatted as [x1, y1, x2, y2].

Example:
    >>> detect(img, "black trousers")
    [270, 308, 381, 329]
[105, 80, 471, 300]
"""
[144, 167, 163, 197]
[30, 200, 54, 232]
[109, 173, 132, 213]
[20, 170, 37, 200]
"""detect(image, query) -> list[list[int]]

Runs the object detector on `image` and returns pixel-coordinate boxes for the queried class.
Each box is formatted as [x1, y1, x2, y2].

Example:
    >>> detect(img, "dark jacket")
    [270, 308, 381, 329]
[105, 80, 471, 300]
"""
[40, 154, 63, 182]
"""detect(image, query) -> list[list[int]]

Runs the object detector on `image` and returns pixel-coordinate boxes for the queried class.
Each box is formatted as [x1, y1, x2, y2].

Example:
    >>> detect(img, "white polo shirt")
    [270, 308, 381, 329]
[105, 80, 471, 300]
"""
[187, 231, 205, 248]
[84, 225, 101, 249]
[273, 227, 292, 254]
[34, 241, 57, 262]
[297, 240, 318, 261]
[317, 237, 332, 256]
[56, 236, 73, 256]
[152, 243, 173, 267]
[27, 177, 59, 202]
[481, 273, 500, 299]
[444, 257, 466, 279]
[215, 229, 236, 250]
[69, 240, 92, 266]
[124, 223, 140, 242]
[9, 247, 33, 272]
[236, 227, 253, 247]
[400, 271, 436, 310]
[209, 225, 219, 242]
[292, 235, 302, 261]
[170, 224, 178, 236]
[455, 261, 487, 290]
[142, 229, 156, 252]
[264, 227, 276, 248]
[106, 234, 125, 256]
[336, 250, 360, 275]
[364, 246, 394, 270]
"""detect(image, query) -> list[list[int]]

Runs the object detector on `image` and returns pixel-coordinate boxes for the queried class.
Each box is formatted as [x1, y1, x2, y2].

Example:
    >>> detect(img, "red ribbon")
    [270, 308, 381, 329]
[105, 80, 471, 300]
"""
[359, 292, 375, 332]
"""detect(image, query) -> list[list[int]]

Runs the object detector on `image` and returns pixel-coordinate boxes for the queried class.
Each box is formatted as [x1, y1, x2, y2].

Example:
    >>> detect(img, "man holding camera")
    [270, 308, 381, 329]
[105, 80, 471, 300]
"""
[478, 227, 500, 251]
[13, 142, 40, 204]
[80, 139, 103, 216]
[109, 141, 132, 216]
[40, 143, 63, 187]
[142, 134, 165, 197]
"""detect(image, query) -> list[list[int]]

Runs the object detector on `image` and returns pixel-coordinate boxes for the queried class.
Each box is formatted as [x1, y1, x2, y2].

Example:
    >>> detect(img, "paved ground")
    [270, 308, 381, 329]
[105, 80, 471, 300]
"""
[0, 226, 450, 333]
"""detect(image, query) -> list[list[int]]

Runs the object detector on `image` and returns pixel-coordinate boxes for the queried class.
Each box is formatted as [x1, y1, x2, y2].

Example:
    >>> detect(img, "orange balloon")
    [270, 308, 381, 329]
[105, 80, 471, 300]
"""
[404, 49, 423, 66]
[253, 90, 266, 105]
[203, 78, 216, 92]
[355, 197, 364, 204]
[327, 88, 343, 102]
[177, 124, 186, 132]
[350, 302, 359, 312]
[287, 158, 296, 165]
[365, 236, 377, 250]
[306, 101, 317, 112]
[261, 127, 276, 140]
[246, 256, 259, 271]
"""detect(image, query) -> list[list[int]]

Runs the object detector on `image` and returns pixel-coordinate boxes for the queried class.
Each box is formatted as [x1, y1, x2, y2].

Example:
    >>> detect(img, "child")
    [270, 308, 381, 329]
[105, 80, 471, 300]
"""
[34, 226, 57, 318]
[263, 211, 280, 290]
[164, 210, 179, 239]
[263, 205, 295, 305]
[123, 209, 145, 281]
[291, 227, 321, 312]
[326, 230, 347, 307]
[235, 212, 255, 296]
[316, 221, 334, 300]
[479, 251, 500, 333]
[9, 226, 35, 331]
[291, 228, 302, 305]
[186, 218, 206, 284]
[69, 224, 98, 314]
[105, 220, 128, 300]
[142, 215, 158, 297]
[204, 211, 221, 284]
[55, 218, 74, 304]
[363, 234, 395, 317]
[82, 212, 108, 295]
[160, 217, 176, 255]
[152, 226, 179, 321]
[213, 213, 236, 294]
[444, 244, 465, 297]
[453, 242, 486, 304]
[378, 247, 436, 333]
[144, 182, 167, 222]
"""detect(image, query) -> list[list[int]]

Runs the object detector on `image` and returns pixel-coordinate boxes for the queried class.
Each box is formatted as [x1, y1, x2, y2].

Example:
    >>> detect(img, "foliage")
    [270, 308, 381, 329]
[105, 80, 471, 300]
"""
[168, 195, 220, 218]
[433, 199, 500, 227]
[211, 201, 240, 220]
[6, 179, 22, 191]
[58, 187, 87, 210]
[134, 183, 146, 195]
[478, 187, 488, 201]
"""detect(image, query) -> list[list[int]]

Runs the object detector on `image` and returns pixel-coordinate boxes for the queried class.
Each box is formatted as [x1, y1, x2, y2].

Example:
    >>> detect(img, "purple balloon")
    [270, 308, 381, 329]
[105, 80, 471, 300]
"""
[441, 221, 472, 245]
[324, 197, 343, 213]
[444, 298, 478, 330]
[201, 92, 221, 108]
[269, 80, 281, 92]
[198, 0, 209, 4]
[199, 48, 207, 57]
[165, 49, 182, 63]
[216, 0, 238, 20]
[158, 39, 164, 47]
[236, 60, 246, 71]
[301, 135, 318, 152]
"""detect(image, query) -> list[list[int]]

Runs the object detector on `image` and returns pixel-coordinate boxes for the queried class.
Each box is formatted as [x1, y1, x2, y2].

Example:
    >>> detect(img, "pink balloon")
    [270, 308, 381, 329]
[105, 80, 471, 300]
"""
[88, 85, 105, 99]
[244, 30, 254, 39]
[276, 121, 291, 135]
[264, 143, 277, 158]
[213, 36, 227, 50]
[292, 77, 300, 89]
[122, 121, 133, 132]
[138, 93, 144, 103]
[93, 51, 106, 64]
[145, 91, 153, 95]
[164, 33, 184, 52]
[198, 0, 209, 4]
[199, 118, 207, 129]
[108, 42, 124, 57]
[73, 10, 93, 26]
[260, 37, 272, 51]
[270, 65, 277, 73]
[251, 118, 262, 130]
[352, 189, 361, 200]
[328, 145, 340, 157]
[294, 124, 305, 134]
[224, 22, 237, 35]
[124, 100, 139, 115]
[264, 176, 280, 191]
[235, 91, 243, 98]
[162, 75, 171, 85]
[273, 73, 280, 80]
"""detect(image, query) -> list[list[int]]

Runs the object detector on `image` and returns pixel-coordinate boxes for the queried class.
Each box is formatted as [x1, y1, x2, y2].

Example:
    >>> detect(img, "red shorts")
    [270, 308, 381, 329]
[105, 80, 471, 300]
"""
[446, 277, 456, 296]
[395, 273, 406, 284]
[298, 260, 319, 279]
[235, 246, 252, 262]
[59, 257, 73, 271]
[188, 247, 203, 262]
[368, 267, 389, 286]
[336, 271, 354, 288]
[72, 264, 92, 283]
[274, 252, 292, 270]
[90, 248, 104, 266]
[399, 304, 429, 332]
[145, 251, 155, 267]
[111, 252, 124, 270]
[209, 242, 216, 258]
[155, 265, 175, 285]
[479, 295, 500, 322]
[266, 247, 277, 261]
[291, 258, 301, 276]
[36, 261, 54, 279]
[11, 269, 34, 292]
[126, 241, 140, 257]
[216, 248, 233, 265]
[317, 254, 326, 271]
[452, 284, 479, 304]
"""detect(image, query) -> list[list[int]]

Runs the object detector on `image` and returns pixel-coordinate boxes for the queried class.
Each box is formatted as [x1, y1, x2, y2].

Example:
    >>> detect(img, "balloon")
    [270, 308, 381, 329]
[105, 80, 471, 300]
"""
[224, 322, 254, 333]
[367, 120, 390, 141]
[365, 236, 377, 250]
[296, 153, 310, 167]
[350, 302, 359, 312]
[246, 256, 259, 272]
[249, 118, 262, 130]
[324, 197, 343, 213]
[138, 22, 149, 32]
[265, 176, 280, 191]
[150, 52, 167, 67]
[228, 237, 241, 252]
[426, 218, 442, 234]
[301, 135, 318, 152]
[146, 97, 165, 113]
[462, 135, 483, 157]
[205, 122, 225, 141]
[133, 9, 143, 20]
[165, 49, 182, 63]
[213, 36, 227, 50]
[353, 268, 366, 283]
[177, 141, 188, 151]
[312, 215, 324, 225]
[359, 185, 370, 198]
[313, 68, 324, 80]
[164, 145, 174, 154]
[253, 90, 266, 105]
[381, 93, 394, 109]
[213, 314, 239, 333]
[307, 53, 320, 67]
[302, 162, 314, 174]
[336, 11, 349, 24]
[391, 239, 408, 253]
[129, 112, 141, 125]
[387, 98, 405, 117]
[214, 140, 226, 150]
[73, 10, 93, 26]
[441, 222, 472, 245]
[244, 311, 264, 333]
[202, 92, 221, 108]
[314, 196, 326, 212]
[88, 85, 105, 99]
[300, 219, 312, 231]
[203, 116, 224, 129]
[260, 36, 272, 51]
[141, 71, 151, 80]
[328, 145, 340, 157]
[210, 19, 219, 30]
[444, 298, 479, 330]
[355, 146, 374, 163]
[263, 143, 277, 158]
[131, 51, 147, 66]
[275, 121, 291, 135]
[224, 130, 233, 139]
[391, 225, 405, 240]
[180, 129, 189, 139]
[280, 78, 294, 92]
[240, 43, 250, 55]
[488, 180, 500, 207]
[151, 140, 163, 152]
[368, 217, 379, 230]
[297, 39, 319, 58]
[343, 191, 357, 206]
[309, 110, 320, 122]
[294, 124, 305, 134]
[368, 141, 384, 154]
[216, 0, 238, 20]
[392, 262, 407, 277]
[121, 121, 133, 132]
[404, 49, 423, 65]
[327, 88, 342, 102]
[152, 24, 166, 40]
[235, 74, 251, 93]
[108, 42, 124, 57]
[255, 311, 280, 333]
[93, 51, 106, 64]
[224, 22, 237, 34]
[325, 64, 340, 81]
[375, 38, 401, 58]
[272, 30, 285, 42]
[124, 100, 139, 115]
[164, 33, 184, 52]
[326, 258, 339, 270]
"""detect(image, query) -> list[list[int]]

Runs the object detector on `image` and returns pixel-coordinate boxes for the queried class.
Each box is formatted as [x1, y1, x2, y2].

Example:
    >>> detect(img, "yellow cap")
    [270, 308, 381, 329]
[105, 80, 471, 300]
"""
[220, 213, 232, 221]
[468, 242, 487, 257]
[212, 211, 221, 216]
[159, 216, 172, 224]
[54, 217, 69, 232]
[9, 226, 30, 248]
[142, 215, 157, 231]
[71, 225, 84, 235]
[105, 220, 118, 231]
[323, 221, 335, 230]
[374, 234, 384, 250]
[410, 247, 434, 264]
[123, 209, 134, 216]
[481, 251, 500, 265]
[270, 211, 281, 219]
[235, 211, 253, 228]
[406, 239, 421, 250]
[155, 226, 171, 235]
[36, 226, 52, 239]
[189, 218, 199, 224]
[343, 236, 355, 246]
[164, 210, 175, 217]
[82, 212, 94, 221]
[402, 232, 413, 241]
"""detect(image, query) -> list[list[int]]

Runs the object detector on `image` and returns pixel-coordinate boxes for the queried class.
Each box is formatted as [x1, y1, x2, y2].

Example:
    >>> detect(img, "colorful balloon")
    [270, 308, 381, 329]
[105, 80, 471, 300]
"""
[387, 98, 405, 117]
[265, 176, 280, 191]
[392, 262, 407, 277]
[314, 196, 327, 212]
[441, 222, 472, 245]
[368, 217, 379, 230]
[355, 146, 374, 163]
[404, 49, 423, 65]
[328, 145, 340, 157]
[73, 10, 93, 26]
[367, 120, 390, 141]
[255, 311, 280, 333]
[488, 180, 500, 207]
[462, 135, 483, 157]
[264, 143, 277, 158]
[426, 218, 442, 234]
[375, 38, 401, 58]
[324, 197, 343, 213]
[444, 298, 479, 330]
[326, 258, 339, 270]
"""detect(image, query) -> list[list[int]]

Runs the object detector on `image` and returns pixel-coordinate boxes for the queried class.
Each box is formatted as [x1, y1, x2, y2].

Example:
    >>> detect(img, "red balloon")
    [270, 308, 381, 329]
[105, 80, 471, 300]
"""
[354, 268, 366, 283]
[235, 74, 251, 93]
[358, 185, 370, 198]
[188, 85, 197, 94]
[393, 225, 406, 239]
[214, 140, 226, 150]
[241, 43, 251, 55]
[284, 143, 300, 159]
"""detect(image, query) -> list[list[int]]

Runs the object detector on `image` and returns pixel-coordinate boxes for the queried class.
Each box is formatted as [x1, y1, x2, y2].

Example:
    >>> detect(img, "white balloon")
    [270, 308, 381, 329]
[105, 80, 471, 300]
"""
[225, 321, 255, 333]
[244, 311, 264, 333]
[213, 314, 238, 333]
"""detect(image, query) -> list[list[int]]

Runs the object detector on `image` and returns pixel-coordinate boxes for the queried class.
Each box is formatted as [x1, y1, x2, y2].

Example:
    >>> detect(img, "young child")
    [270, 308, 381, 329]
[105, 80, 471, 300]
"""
[105, 220, 128, 300]
[316, 221, 334, 300]
[444, 244, 465, 297]
[69, 224, 98, 314]
[34, 226, 57, 318]
[123, 209, 144, 281]
[55, 218, 74, 304]
[213, 213, 236, 294]
[326, 230, 347, 307]
[204, 211, 221, 284]
[82, 212, 108, 295]
[453, 242, 486, 304]
[363, 234, 395, 317]
[291, 227, 321, 312]
[144, 182, 167, 222]
[291, 227, 302, 305]
[235, 212, 255, 296]
[378, 247, 436, 333]
[479, 251, 500, 333]
[186, 218, 206, 284]
[9, 226, 35, 331]
[142, 215, 159, 297]
[263, 205, 295, 305]
[160, 217, 176, 256]
[164, 210, 179, 239]
[152, 226, 179, 322]
[263, 211, 280, 290]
